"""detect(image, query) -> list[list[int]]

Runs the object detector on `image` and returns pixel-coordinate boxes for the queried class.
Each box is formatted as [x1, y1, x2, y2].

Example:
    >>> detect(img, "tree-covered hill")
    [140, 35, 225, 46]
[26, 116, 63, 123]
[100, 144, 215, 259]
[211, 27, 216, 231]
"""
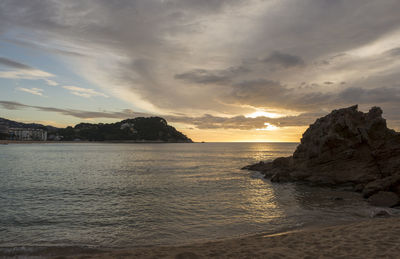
[57, 117, 192, 142]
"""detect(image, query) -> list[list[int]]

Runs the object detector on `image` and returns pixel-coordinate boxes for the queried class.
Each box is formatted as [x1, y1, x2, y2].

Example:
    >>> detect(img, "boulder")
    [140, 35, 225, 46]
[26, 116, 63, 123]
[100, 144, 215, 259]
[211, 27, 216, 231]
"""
[241, 161, 269, 171]
[362, 175, 400, 198]
[243, 105, 400, 206]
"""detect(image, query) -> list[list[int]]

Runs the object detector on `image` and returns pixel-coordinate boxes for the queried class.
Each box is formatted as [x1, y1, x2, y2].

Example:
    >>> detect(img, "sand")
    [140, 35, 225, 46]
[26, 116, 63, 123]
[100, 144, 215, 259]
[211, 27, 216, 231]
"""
[19, 217, 399, 259]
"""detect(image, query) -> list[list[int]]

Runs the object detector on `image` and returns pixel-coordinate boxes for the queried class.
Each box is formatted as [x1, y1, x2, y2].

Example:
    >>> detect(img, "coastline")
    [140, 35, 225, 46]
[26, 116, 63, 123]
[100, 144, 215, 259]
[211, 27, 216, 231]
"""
[3, 217, 400, 258]
[0, 140, 193, 144]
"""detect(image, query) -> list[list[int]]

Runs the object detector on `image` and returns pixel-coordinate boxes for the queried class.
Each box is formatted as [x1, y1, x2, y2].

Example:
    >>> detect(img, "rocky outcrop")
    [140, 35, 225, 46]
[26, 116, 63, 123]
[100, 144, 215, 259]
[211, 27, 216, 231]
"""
[243, 105, 400, 207]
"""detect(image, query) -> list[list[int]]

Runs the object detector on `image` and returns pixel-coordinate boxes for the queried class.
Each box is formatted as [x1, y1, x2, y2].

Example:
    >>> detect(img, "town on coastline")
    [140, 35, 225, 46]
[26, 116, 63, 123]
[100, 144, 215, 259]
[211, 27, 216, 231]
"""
[0, 126, 48, 141]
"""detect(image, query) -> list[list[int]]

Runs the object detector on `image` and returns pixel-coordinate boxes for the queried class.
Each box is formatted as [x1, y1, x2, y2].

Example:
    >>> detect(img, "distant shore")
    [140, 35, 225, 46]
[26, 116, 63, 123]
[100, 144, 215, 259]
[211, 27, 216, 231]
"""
[0, 140, 193, 144]
[3, 217, 400, 258]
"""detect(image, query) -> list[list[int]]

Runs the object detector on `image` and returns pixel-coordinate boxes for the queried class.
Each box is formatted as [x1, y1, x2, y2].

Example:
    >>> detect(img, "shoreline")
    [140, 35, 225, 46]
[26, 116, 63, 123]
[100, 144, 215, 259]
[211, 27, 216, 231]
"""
[0, 140, 193, 144]
[2, 217, 400, 258]
[0, 140, 299, 145]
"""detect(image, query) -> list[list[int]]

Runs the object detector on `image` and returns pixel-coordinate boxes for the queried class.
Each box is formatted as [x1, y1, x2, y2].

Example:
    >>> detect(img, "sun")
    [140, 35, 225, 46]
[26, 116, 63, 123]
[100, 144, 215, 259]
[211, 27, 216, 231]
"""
[245, 110, 282, 118]
[256, 123, 279, 131]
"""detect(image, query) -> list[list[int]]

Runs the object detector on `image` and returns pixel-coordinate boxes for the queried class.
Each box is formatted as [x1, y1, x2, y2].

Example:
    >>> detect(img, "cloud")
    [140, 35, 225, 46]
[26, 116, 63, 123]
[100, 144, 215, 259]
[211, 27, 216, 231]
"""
[0, 56, 57, 85]
[324, 81, 334, 85]
[0, 57, 33, 70]
[174, 66, 249, 84]
[16, 87, 44, 96]
[44, 79, 58, 86]
[0, 101, 26, 110]
[62, 86, 108, 98]
[1, 0, 400, 123]
[339, 87, 400, 104]
[262, 51, 305, 68]
[0, 70, 54, 80]
[0, 100, 320, 129]
[0, 57, 56, 83]
[223, 77, 400, 112]
[385, 47, 400, 56]
[166, 112, 323, 130]
[4, 38, 86, 57]
[0, 100, 147, 119]
[2, 99, 400, 130]
[0, 57, 58, 85]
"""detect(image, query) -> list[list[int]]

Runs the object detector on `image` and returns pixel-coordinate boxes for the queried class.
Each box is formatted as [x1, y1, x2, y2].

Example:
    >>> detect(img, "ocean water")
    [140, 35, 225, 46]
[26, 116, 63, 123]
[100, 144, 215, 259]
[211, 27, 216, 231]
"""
[0, 142, 381, 252]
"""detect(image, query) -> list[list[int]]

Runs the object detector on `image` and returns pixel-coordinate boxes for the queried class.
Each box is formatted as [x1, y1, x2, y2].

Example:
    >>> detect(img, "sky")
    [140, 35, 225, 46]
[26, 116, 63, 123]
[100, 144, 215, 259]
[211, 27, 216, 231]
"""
[1, 0, 400, 142]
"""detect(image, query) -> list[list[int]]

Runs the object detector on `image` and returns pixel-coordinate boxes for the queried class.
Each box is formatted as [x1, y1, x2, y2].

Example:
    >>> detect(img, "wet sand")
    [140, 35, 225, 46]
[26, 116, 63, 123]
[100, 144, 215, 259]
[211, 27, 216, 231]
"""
[7, 217, 399, 258]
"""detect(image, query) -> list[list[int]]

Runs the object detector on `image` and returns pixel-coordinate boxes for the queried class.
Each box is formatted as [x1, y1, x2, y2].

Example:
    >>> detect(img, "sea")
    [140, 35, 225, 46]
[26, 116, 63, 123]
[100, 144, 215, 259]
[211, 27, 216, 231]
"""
[0, 142, 390, 254]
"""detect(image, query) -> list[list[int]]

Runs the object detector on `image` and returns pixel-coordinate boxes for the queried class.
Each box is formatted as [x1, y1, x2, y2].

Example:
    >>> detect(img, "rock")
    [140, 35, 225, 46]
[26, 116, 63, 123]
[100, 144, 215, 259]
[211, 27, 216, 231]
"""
[372, 210, 391, 218]
[242, 161, 263, 170]
[367, 191, 400, 207]
[392, 184, 400, 196]
[354, 183, 365, 192]
[242, 105, 400, 205]
[271, 170, 292, 182]
[272, 156, 292, 167]
[362, 175, 400, 198]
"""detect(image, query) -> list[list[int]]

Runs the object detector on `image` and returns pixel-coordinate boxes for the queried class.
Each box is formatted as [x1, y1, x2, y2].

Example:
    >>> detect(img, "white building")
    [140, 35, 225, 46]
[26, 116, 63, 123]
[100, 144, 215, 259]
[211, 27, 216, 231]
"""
[9, 128, 47, 141]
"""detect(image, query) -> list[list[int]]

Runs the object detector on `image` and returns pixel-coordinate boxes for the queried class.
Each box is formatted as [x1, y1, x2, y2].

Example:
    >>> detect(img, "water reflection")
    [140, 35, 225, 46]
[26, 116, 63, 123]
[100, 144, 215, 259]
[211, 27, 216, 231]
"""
[238, 173, 283, 223]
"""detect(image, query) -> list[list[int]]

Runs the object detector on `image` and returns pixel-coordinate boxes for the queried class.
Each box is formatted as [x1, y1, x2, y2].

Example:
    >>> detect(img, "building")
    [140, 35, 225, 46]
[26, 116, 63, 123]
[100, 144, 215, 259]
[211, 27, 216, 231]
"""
[8, 128, 47, 141]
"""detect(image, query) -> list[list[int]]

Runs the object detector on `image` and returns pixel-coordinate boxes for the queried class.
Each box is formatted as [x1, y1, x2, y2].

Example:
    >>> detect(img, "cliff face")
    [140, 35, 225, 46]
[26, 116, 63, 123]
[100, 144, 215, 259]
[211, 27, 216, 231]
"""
[243, 105, 400, 206]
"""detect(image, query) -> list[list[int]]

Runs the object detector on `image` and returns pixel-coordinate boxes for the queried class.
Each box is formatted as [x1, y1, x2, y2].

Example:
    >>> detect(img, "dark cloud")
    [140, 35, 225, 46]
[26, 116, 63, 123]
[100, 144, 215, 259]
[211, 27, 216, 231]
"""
[262, 51, 305, 68]
[223, 78, 400, 112]
[339, 87, 400, 104]
[249, 1, 400, 60]
[0, 57, 33, 70]
[0, 101, 148, 119]
[4, 39, 86, 57]
[0, 100, 30, 110]
[223, 79, 326, 111]
[385, 47, 400, 56]
[229, 79, 286, 103]
[175, 66, 249, 84]
[164, 0, 245, 14]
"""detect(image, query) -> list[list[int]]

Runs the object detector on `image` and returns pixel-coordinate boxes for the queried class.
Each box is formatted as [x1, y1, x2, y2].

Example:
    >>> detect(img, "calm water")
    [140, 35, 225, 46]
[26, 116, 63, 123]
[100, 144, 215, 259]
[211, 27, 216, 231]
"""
[0, 142, 380, 250]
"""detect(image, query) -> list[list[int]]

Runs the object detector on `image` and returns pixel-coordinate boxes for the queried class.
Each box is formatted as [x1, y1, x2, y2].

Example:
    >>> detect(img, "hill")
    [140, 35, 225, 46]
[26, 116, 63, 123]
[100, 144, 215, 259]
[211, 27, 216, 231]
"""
[0, 117, 58, 131]
[57, 117, 192, 142]
[0, 117, 193, 142]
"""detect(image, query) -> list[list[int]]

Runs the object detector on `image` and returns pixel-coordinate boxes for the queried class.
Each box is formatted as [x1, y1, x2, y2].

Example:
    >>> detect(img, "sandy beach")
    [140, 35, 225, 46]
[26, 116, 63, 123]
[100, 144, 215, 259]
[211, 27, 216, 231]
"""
[6, 217, 398, 258]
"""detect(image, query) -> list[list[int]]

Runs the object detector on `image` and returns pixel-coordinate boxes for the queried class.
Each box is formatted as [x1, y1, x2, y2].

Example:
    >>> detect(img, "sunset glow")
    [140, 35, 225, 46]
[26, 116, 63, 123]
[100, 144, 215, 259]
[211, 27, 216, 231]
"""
[256, 123, 279, 131]
[1, 1, 400, 142]
[245, 111, 283, 119]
